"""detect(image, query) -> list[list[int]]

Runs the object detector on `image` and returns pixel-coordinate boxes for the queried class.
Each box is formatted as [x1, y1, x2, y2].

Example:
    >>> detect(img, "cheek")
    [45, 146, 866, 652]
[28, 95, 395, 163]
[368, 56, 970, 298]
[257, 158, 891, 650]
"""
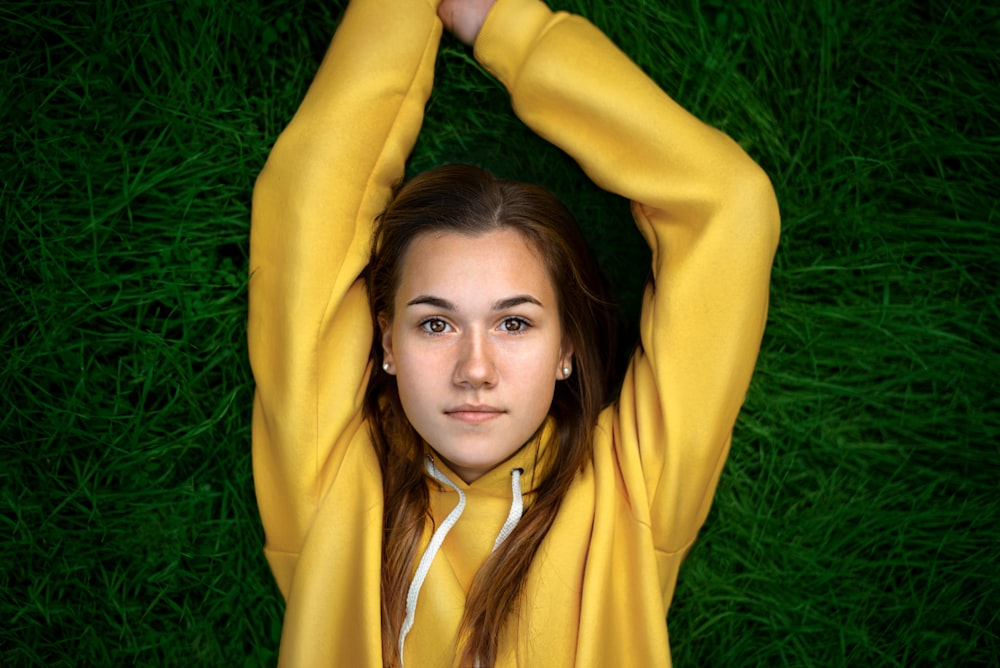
[392, 352, 438, 422]
[504, 347, 561, 395]
[391, 339, 453, 407]
[393, 334, 443, 370]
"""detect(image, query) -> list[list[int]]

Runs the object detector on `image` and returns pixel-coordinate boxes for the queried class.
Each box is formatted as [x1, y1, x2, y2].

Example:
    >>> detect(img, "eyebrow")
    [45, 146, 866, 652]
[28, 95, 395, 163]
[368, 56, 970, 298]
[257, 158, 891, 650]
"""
[406, 295, 543, 311]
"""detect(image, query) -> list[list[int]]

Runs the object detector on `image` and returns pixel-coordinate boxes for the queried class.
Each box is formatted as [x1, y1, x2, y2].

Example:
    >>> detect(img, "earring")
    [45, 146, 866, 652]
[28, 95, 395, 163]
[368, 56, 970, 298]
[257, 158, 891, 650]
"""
[383, 362, 390, 372]
[562, 366, 571, 379]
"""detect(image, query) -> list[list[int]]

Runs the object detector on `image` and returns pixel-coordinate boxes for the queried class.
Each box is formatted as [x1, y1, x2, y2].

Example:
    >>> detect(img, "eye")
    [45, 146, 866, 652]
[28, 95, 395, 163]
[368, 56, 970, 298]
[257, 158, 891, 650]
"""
[500, 317, 529, 333]
[420, 318, 450, 334]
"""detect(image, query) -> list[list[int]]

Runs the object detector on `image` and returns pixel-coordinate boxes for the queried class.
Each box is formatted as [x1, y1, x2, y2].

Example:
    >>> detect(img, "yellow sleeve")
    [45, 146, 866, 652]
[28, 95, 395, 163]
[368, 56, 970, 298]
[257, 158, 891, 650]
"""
[475, 0, 780, 553]
[249, 0, 442, 595]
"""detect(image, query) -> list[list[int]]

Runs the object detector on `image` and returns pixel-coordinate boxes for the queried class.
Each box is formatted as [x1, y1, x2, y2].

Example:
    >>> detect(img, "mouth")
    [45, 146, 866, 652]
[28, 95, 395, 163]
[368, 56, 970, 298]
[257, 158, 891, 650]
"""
[444, 404, 506, 425]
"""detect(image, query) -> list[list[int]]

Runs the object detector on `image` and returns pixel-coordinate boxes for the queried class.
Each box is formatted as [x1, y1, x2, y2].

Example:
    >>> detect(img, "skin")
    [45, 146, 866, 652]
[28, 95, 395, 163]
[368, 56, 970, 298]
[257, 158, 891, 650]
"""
[437, 0, 496, 46]
[380, 228, 573, 483]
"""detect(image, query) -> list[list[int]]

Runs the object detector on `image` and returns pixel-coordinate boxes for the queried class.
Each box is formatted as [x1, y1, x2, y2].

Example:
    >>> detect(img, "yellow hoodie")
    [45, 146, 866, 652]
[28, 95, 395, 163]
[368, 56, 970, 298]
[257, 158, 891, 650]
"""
[249, 0, 780, 665]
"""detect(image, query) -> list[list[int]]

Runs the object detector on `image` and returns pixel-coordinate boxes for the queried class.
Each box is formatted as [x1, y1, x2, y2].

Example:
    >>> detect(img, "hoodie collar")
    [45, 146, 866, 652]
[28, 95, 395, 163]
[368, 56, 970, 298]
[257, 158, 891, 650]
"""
[426, 417, 556, 497]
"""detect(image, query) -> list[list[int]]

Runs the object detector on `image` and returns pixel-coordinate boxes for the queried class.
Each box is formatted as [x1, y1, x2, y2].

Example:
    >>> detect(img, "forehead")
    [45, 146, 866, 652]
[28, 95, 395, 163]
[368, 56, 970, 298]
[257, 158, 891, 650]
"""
[396, 228, 557, 307]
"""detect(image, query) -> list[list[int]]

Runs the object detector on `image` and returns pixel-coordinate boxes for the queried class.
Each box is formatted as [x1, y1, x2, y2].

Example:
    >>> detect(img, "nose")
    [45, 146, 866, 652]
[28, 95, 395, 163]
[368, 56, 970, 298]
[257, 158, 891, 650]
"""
[454, 328, 497, 388]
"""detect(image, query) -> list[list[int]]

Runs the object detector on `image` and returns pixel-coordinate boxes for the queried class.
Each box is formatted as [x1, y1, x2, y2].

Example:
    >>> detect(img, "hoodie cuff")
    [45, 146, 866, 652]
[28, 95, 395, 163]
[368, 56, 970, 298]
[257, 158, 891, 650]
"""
[473, 0, 561, 90]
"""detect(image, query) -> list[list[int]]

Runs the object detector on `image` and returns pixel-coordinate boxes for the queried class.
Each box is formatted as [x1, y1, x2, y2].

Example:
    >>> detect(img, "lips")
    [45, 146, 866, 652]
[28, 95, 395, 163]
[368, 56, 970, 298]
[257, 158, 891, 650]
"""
[444, 404, 505, 424]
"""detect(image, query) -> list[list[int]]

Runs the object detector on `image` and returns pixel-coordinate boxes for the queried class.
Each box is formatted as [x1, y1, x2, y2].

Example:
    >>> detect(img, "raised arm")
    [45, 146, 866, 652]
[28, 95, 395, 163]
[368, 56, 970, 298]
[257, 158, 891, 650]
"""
[249, 0, 442, 596]
[473, 0, 780, 553]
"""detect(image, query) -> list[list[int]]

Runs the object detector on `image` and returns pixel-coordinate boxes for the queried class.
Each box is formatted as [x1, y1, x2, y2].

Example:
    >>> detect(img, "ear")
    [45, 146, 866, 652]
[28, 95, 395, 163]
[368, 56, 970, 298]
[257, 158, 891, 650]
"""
[557, 338, 575, 380]
[378, 313, 395, 375]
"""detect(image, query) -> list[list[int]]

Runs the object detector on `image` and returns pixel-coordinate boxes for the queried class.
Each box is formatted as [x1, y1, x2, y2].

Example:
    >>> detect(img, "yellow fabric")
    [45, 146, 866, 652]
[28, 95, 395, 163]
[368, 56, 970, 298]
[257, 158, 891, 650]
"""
[249, 0, 780, 665]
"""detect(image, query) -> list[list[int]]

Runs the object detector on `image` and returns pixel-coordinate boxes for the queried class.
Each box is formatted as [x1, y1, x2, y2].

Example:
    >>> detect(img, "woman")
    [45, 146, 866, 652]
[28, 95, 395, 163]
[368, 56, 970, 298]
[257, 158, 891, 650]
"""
[249, 0, 779, 665]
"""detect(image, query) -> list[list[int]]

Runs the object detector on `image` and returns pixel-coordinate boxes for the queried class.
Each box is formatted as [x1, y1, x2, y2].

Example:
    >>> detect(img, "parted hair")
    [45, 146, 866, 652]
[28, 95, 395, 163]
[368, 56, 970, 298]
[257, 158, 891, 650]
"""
[363, 163, 620, 668]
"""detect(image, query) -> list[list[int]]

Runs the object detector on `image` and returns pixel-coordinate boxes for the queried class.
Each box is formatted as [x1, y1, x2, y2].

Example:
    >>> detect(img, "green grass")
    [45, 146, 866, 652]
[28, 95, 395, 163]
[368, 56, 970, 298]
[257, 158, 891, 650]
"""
[2, 0, 997, 665]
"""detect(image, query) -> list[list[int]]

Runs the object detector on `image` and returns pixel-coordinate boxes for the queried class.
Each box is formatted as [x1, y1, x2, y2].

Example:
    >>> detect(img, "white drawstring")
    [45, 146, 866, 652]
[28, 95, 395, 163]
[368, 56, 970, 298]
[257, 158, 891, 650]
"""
[397, 458, 526, 668]
[491, 468, 523, 552]
[398, 457, 466, 665]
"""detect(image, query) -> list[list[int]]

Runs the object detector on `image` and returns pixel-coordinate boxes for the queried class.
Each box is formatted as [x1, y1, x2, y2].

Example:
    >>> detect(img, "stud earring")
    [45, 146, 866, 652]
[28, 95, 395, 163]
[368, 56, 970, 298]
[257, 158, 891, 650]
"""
[383, 362, 390, 372]
[562, 366, 571, 378]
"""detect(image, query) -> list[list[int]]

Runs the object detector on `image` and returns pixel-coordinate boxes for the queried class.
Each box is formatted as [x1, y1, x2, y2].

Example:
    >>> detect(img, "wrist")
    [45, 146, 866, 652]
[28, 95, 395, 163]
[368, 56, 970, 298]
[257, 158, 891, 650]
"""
[438, 0, 497, 46]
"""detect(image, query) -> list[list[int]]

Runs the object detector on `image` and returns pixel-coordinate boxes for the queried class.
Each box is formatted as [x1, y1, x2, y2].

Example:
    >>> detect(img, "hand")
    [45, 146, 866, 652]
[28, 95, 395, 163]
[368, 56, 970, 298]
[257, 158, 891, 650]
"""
[437, 0, 497, 46]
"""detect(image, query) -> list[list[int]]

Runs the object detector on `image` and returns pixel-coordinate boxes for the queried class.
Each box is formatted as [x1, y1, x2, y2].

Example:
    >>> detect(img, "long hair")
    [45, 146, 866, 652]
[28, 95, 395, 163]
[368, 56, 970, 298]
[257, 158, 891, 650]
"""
[363, 164, 620, 667]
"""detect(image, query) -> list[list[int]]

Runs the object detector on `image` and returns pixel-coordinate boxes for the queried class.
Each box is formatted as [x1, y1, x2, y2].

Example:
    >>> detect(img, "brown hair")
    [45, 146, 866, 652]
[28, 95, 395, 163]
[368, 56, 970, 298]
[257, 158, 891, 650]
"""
[364, 164, 619, 667]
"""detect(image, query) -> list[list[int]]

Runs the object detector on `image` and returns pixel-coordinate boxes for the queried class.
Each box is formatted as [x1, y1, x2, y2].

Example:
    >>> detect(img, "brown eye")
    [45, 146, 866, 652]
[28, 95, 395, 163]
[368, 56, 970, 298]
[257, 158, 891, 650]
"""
[502, 317, 528, 333]
[422, 318, 448, 334]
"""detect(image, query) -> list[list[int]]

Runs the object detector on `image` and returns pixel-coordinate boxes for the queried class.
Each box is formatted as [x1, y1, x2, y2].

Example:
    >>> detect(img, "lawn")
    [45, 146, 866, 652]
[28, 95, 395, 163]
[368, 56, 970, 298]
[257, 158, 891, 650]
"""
[2, 0, 997, 665]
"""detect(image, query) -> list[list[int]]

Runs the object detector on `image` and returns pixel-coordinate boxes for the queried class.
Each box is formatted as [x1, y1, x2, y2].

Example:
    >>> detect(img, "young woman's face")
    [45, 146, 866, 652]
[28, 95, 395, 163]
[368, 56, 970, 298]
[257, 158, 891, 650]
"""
[381, 228, 572, 484]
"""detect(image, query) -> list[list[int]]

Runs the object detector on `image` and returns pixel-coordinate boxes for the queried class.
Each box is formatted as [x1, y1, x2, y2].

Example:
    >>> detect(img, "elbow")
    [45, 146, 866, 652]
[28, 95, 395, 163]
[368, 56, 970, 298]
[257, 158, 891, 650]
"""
[730, 158, 781, 257]
[251, 144, 287, 220]
[253, 120, 314, 206]
[252, 160, 276, 209]
[253, 132, 296, 204]
[250, 156, 283, 241]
